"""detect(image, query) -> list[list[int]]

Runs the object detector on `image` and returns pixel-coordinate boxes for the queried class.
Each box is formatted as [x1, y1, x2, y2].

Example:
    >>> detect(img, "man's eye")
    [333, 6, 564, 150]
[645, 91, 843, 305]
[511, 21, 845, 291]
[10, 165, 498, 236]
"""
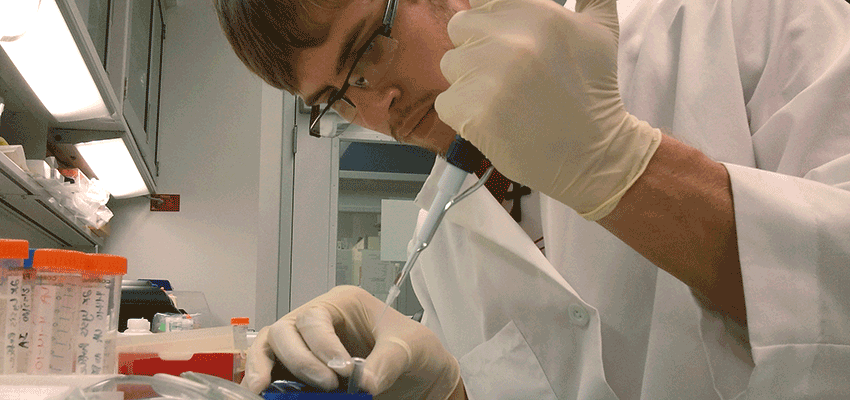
[351, 76, 369, 88]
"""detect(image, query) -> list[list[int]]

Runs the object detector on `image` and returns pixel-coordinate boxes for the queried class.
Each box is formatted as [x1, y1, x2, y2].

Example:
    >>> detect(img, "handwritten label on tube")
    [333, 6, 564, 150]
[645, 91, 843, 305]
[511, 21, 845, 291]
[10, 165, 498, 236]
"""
[50, 283, 80, 374]
[76, 285, 109, 374]
[28, 284, 56, 374]
[0, 274, 22, 373]
[16, 279, 32, 373]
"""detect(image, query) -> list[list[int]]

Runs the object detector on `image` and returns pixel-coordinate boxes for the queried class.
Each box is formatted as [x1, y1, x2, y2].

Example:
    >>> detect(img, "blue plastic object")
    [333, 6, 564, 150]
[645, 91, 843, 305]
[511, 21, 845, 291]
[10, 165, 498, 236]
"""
[262, 380, 372, 399]
[263, 394, 372, 399]
[445, 135, 486, 174]
[142, 279, 174, 290]
[23, 249, 35, 269]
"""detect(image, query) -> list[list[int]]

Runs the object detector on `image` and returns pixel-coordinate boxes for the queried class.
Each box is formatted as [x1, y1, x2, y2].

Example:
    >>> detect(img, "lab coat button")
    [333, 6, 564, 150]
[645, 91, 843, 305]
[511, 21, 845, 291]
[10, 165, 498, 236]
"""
[568, 303, 589, 327]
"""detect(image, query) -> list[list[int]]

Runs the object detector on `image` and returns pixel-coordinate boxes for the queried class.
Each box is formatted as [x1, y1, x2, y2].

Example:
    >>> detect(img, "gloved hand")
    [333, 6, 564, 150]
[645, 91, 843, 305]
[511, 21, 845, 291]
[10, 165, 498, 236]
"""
[435, 0, 662, 220]
[241, 285, 464, 399]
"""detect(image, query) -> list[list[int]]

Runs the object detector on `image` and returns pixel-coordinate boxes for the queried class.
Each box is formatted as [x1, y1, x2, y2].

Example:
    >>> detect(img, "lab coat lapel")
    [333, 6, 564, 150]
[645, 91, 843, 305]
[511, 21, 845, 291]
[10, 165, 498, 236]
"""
[415, 159, 614, 399]
[415, 158, 582, 298]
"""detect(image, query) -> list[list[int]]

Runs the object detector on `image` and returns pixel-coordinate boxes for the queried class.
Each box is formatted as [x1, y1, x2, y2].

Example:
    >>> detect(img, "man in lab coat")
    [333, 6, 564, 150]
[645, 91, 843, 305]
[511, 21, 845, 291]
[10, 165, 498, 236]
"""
[216, 0, 850, 398]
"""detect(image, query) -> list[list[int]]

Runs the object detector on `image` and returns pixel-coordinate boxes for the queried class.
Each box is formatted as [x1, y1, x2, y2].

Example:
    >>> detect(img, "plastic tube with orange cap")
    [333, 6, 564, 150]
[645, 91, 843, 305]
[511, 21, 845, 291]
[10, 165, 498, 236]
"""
[76, 253, 127, 375]
[15, 248, 36, 373]
[93, 253, 126, 375]
[231, 317, 250, 383]
[0, 239, 29, 374]
[29, 249, 85, 374]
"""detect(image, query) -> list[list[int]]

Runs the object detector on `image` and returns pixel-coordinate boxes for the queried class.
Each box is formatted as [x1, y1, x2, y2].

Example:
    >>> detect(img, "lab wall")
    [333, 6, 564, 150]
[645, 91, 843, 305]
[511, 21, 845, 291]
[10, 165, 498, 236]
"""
[102, 0, 290, 330]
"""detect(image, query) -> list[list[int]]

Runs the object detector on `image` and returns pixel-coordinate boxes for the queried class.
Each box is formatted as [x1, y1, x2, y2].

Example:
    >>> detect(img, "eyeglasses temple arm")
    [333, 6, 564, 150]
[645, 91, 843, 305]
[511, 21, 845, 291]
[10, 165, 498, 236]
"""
[381, 0, 399, 35]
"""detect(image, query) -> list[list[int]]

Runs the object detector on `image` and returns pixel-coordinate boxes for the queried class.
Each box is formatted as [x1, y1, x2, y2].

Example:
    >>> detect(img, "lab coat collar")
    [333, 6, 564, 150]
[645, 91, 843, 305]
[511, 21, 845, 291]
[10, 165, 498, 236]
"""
[415, 157, 496, 211]
[414, 157, 505, 236]
[415, 158, 580, 297]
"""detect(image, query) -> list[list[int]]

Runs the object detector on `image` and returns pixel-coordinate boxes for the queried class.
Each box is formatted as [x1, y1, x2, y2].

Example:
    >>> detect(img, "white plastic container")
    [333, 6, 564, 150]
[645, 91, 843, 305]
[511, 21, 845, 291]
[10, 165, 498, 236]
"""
[121, 318, 154, 336]
[25, 159, 51, 179]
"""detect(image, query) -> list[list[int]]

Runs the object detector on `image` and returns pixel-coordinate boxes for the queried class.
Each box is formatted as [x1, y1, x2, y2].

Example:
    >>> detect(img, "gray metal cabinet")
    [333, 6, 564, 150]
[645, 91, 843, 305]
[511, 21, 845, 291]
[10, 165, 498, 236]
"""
[0, 0, 166, 248]
[122, 0, 164, 178]
[46, 0, 165, 188]
[41, 0, 165, 186]
[74, 0, 111, 66]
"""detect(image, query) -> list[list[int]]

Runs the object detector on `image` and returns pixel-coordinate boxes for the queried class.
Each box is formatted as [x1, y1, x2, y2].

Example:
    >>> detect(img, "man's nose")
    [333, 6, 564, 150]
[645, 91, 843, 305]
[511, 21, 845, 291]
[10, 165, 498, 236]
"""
[347, 84, 400, 135]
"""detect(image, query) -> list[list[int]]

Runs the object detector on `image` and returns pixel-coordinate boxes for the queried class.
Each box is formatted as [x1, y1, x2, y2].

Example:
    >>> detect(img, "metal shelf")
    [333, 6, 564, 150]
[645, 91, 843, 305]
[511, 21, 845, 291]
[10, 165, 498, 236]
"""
[0, 154, 103, 248]
[339, 171, 428, 182]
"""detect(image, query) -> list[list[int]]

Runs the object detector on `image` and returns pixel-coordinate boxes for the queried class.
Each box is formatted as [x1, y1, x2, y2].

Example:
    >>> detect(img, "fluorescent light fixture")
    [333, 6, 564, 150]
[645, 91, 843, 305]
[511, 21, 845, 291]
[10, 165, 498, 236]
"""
[0, 0, 40, 40]
[75, 138, 149, 199]
[0, 0, 109, 122]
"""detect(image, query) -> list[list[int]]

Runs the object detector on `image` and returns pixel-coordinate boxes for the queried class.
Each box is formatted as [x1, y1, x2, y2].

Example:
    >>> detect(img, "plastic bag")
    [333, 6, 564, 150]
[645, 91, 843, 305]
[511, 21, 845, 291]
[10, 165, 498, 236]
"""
[32, 168, 114, 229]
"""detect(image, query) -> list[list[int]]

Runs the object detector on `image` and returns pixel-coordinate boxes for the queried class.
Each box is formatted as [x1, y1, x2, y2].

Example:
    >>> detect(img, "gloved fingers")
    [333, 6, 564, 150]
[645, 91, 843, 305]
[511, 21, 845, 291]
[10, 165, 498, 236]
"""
[241, 326, 275, 394]
[444, 9, 484, 48]
[575, 0, 619, 37]
[442, 12, 545, 84]
[438, 34, 516, 145]
[575, 0, 615, 12]
[467, 0, 494, 10]
[435, 81, 482, 140]
[268, 316, 341, 391]
[438, 28, 506, 124]
[359, 336, 412, 395]
[296, 305, 355, 375]
[445, 0, 518, 48]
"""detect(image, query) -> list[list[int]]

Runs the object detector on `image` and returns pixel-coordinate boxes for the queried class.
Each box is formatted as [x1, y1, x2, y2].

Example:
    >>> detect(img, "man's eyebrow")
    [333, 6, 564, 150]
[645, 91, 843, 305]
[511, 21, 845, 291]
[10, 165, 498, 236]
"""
[304, 17, 370, 106]
[337, 17, 369, 76]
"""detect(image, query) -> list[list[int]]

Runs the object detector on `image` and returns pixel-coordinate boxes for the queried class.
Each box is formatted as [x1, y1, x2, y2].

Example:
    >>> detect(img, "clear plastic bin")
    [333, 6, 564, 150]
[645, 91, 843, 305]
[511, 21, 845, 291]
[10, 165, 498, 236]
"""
[116, 325, 250, 382]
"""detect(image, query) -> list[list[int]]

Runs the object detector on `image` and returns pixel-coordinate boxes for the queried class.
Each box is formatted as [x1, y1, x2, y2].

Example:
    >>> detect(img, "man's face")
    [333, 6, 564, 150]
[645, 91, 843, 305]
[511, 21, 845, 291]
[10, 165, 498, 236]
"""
[294, 0, 470, 154]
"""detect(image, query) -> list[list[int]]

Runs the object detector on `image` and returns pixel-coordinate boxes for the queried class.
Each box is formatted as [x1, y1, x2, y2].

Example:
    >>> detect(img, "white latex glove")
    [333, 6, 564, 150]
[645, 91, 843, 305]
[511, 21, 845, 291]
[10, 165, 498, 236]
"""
[435, 0, 662, 220]
[241, 285, 463, 399]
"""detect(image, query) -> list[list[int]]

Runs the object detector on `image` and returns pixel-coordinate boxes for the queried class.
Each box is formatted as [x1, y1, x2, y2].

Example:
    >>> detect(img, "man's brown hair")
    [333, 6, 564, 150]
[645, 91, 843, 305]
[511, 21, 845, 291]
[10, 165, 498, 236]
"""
[214, 0, 349, 93]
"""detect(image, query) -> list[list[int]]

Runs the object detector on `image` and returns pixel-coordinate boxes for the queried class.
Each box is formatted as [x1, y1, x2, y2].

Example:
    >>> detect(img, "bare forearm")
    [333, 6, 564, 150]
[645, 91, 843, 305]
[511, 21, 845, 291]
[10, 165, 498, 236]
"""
[598, 134, 745, 325]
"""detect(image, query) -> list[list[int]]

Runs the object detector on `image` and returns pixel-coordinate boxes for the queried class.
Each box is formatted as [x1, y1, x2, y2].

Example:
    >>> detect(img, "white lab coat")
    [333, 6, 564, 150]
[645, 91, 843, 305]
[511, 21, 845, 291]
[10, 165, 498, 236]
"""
[409, 0, 850, 398]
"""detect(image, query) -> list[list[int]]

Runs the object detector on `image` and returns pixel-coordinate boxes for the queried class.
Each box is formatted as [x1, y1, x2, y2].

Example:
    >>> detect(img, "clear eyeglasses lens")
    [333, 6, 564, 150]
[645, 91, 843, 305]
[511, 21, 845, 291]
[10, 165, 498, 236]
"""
[348, 35, 398, 89]
[312, 35, 399, 137]
[330, 97, 357, 123]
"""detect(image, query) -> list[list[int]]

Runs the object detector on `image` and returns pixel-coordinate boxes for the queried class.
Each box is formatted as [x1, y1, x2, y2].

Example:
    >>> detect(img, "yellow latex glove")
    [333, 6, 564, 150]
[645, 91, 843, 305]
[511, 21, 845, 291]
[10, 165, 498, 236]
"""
[241, 286, 462, 399]
[435, 0, 661, 220]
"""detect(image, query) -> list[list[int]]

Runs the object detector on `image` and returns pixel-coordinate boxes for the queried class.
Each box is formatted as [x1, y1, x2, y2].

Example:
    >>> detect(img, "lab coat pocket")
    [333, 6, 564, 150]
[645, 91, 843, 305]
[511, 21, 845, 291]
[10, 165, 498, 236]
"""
[458, 320, 558, 400]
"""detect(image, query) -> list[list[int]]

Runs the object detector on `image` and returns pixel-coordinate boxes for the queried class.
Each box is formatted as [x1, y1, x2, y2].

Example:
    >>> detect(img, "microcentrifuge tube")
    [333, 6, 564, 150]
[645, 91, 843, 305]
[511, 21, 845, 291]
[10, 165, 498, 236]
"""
[327, 357, 366, 394]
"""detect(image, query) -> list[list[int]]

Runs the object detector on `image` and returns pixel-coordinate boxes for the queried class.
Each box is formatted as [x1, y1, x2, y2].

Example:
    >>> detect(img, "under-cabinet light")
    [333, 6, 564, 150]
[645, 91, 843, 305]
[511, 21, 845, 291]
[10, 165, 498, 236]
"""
[0, 0, 109, 122]
[75, 138, 149, 199]
[0, 0, 39, 41]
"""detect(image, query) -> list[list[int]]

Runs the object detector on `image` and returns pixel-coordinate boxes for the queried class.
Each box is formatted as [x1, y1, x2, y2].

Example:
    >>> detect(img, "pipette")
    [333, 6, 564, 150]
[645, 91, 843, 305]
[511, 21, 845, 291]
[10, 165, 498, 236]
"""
[374, 136, 492, 329]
